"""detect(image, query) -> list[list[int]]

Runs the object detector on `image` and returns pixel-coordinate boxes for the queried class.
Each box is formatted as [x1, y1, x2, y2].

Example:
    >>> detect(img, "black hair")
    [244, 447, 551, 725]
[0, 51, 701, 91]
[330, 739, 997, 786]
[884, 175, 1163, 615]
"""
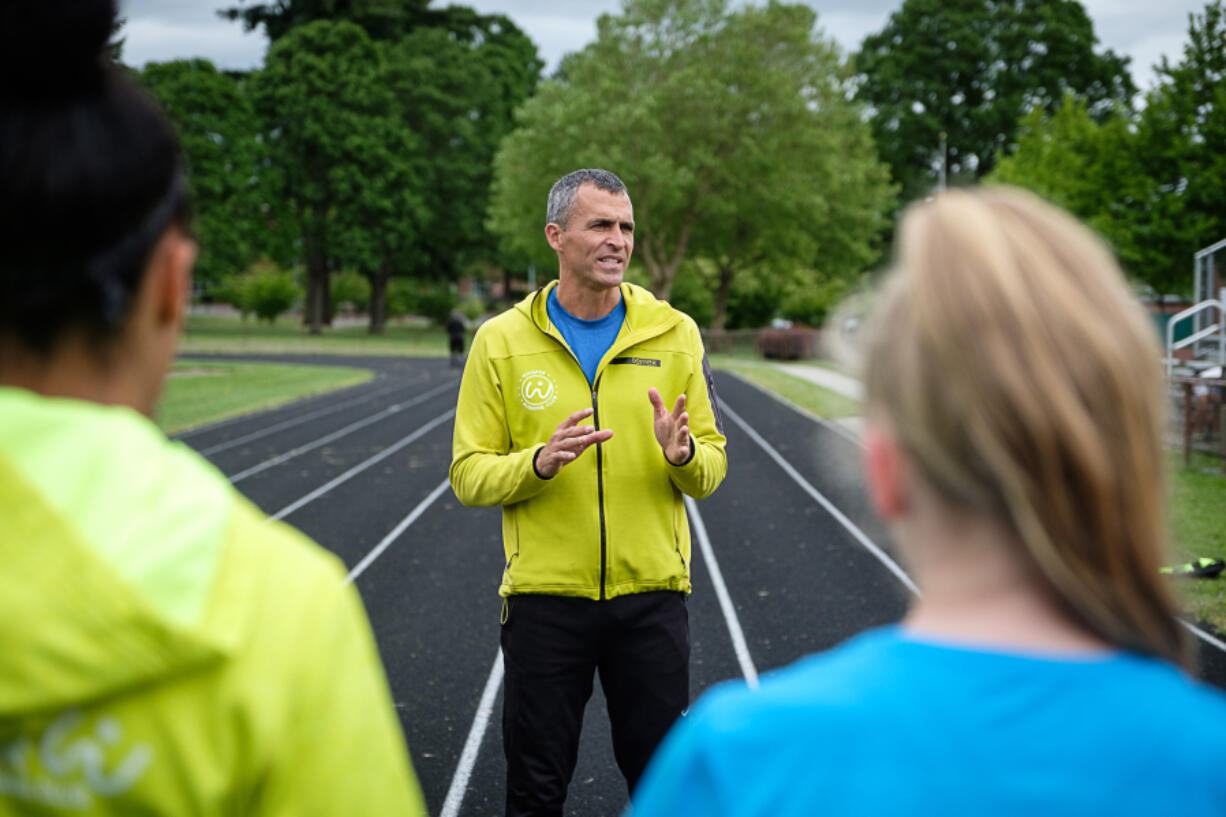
[0, 0, 191, 355]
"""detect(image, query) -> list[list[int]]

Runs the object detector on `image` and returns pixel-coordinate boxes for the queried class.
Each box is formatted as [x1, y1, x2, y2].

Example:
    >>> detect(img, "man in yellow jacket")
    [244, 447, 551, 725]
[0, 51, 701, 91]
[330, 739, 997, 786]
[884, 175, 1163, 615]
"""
[450, 169, 728, 816]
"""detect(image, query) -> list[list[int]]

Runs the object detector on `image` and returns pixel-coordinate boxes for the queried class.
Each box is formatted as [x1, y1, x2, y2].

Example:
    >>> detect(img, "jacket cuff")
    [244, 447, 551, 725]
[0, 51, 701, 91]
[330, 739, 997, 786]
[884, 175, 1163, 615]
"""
[532, 446, 553, 480]
[666, 435, 696, 468]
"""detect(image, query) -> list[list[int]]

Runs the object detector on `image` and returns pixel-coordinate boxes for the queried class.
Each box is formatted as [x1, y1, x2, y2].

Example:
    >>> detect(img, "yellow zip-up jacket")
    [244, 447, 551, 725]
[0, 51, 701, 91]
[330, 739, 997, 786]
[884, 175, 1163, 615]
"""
[450, 281, 727, 600]
[0, 387, 426, 816]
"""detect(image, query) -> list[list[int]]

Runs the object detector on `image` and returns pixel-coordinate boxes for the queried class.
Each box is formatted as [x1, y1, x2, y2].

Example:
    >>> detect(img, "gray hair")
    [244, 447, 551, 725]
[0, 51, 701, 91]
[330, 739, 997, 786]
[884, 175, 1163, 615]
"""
[546, 169, 628, 228]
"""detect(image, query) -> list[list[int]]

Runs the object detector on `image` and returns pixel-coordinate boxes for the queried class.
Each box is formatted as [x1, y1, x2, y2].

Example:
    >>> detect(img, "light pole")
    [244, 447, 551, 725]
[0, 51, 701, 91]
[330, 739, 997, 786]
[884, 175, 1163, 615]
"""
[938, 131, 947, 192]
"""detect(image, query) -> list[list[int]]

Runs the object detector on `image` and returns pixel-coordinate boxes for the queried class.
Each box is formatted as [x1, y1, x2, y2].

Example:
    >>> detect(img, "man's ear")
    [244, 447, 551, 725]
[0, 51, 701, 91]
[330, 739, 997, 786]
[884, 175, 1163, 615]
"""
[544, 222, 563, 253]
[149, 230, 197, 327]
[863, 424, 908, 521]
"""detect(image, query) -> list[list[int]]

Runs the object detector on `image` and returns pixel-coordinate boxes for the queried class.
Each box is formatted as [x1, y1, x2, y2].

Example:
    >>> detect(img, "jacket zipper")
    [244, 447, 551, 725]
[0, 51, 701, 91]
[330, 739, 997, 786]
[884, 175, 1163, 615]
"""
[539, 330, 611, 599]
[592, 376, 608, 600]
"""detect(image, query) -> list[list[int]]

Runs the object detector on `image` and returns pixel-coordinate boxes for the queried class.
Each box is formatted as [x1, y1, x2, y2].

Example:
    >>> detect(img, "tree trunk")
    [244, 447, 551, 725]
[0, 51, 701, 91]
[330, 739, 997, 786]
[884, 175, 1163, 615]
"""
[368, 261, 390, 335]
[304, 247, 328, 336]
[641, 208, 698, 302]
[711, 264, 735, 332]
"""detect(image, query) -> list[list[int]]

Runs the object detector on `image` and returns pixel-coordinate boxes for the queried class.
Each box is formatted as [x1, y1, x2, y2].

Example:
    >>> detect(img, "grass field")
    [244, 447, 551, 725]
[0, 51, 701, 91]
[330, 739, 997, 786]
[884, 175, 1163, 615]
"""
[1170, 451, 1226, 631]
[711, 356, 863, 419]
[181, 314, 467, 357]
[157, 359, 373, 433]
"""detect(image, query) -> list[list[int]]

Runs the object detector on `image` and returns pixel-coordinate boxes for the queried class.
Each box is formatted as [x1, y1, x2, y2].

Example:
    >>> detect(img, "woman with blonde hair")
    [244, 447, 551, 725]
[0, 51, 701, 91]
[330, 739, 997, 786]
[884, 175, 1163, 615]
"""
[629, 187, 1226, 816]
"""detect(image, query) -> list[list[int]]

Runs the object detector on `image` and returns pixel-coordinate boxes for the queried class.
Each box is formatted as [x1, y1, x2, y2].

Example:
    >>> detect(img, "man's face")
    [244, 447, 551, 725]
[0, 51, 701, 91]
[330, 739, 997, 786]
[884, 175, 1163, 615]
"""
[546, 183, 635, 293]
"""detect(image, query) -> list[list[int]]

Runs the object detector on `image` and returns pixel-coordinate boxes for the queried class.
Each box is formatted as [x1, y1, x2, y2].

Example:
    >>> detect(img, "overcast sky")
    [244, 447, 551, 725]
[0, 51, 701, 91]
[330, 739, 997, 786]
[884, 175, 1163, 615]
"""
[119, 0, 1209, 91]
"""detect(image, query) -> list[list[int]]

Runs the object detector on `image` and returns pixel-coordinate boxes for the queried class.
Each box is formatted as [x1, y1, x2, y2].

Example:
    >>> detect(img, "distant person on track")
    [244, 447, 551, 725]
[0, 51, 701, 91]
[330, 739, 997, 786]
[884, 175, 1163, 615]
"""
[630, 187, 1226, 816]
[0, 2, 426, 814]
[450, 168, 728, 816]
[447, 308, 467, 367]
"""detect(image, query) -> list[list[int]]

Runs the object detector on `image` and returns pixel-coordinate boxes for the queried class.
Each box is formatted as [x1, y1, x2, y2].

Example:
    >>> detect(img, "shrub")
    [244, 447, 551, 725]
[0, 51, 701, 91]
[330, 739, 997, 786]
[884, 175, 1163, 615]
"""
[331, 269, 371, 313]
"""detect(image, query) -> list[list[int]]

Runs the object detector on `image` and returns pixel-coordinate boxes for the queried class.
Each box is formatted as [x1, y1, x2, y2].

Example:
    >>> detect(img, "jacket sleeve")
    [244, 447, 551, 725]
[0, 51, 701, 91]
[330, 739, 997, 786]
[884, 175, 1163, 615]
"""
[666, 325, 727, 499]
[259, 564, 428, 817]
[449, 324, 552, 507]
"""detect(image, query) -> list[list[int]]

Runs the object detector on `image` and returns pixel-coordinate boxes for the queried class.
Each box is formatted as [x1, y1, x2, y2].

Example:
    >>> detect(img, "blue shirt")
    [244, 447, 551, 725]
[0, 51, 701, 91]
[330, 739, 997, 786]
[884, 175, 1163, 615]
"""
[547, 289, 626, 386]
[630, 626, 1226, 816]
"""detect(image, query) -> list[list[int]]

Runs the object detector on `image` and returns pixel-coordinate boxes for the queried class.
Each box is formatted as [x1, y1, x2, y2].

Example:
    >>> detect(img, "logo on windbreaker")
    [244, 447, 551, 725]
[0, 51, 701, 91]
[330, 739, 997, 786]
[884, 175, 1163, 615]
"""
[519, 370, 558, 410]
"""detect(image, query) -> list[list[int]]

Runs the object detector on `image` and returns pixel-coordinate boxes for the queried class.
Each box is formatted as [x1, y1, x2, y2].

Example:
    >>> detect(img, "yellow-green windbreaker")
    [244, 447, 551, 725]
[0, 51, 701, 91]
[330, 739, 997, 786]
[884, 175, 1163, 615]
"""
[450, 281, 728, 600]
[0, 387, 426, 816]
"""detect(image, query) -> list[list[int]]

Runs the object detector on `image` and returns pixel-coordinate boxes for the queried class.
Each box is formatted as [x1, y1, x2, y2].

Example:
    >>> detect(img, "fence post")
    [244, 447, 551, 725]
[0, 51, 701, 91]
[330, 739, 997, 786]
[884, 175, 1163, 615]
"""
[1221, 405, 1225, 475]
[1185, 381, 1193, 468]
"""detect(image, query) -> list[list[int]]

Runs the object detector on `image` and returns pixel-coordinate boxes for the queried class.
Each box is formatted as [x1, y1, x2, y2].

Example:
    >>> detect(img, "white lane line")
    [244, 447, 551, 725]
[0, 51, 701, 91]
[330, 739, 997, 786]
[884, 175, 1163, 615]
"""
[228, 380, 457, 484]
[721, 369, 863, 449]
[1182, 619, 1226, 653]
[199, 377, 430, 456]
[267, 409, 455, 522]
[720, 401, 921, 597]
[441, 650, 505, 817]
[686, 496, 759, 689]
[345, 479, 452, 584]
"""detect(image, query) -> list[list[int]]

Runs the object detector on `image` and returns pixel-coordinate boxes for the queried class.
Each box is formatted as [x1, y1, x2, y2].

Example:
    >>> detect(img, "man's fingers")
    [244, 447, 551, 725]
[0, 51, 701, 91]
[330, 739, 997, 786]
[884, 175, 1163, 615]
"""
[647, 387, 666, 418]
[558, 407, 595, 430]
[672, 394, 686, 417]
[553, 424, 596, 441]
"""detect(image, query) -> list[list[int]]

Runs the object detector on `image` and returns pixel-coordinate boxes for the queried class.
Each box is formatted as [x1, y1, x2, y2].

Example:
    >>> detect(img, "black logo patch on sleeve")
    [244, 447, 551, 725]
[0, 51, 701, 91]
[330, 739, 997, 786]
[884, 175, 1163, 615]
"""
[610, 357, 662, 367]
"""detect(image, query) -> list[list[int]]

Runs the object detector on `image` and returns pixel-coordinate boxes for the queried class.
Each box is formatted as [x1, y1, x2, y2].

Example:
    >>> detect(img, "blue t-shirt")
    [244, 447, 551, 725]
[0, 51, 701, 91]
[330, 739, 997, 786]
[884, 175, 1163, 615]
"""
[630, 626, 1226, 816]
[547, 288, 626, 385]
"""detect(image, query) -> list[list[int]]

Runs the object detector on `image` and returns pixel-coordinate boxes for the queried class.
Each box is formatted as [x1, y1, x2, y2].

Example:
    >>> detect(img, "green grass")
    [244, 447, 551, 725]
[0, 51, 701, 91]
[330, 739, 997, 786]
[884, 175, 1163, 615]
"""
[1169, 451, 1226, 631]
[710, 355, 863, 419]
[157, 359, 373, 433]
[181, 314, 467, 357]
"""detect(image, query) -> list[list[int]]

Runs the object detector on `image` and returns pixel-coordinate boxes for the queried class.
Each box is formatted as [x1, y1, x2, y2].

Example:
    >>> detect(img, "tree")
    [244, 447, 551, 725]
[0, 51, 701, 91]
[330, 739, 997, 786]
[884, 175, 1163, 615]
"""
[384, 21, 541, 281]
[141, 59, 268, 292]
[219, 0, 432, 42]
[223, 0, 543, 295]
[1121, 1, 1226, 296]
[856, 0, 1134, 203]
[488, 0, 893, 328]
[250, 20, 423, 334]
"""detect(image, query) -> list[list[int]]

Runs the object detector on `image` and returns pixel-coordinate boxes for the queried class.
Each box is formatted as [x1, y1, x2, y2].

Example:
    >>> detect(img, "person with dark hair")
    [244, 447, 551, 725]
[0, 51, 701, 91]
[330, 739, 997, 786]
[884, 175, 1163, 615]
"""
[446, 309, 467, 367]
[629, 188, 1226, 816]
[0, 2, 426, 814]
[450, 168, 728, 815]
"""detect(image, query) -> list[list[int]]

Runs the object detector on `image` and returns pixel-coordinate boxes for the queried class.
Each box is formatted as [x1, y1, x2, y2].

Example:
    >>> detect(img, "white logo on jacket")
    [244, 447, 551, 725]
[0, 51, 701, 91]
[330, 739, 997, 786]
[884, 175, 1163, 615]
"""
[519, 371, 558, 410]
[0, 709, 153, 809]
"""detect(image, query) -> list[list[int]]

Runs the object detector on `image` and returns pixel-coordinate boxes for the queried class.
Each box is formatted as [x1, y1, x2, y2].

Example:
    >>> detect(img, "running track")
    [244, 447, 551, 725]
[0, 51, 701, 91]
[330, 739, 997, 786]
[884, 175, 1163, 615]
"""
[175, 353, 1226, 816]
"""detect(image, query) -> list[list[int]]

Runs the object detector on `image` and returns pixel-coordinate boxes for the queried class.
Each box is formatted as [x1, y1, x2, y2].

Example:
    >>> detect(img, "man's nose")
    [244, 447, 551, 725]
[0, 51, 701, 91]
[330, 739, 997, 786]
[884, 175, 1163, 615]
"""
[606, 228, 628, 248]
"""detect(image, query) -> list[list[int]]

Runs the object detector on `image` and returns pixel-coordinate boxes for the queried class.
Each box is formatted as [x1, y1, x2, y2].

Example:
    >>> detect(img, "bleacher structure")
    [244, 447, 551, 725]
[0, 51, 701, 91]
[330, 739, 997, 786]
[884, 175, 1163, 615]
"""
[1165, 238, 1226, 374]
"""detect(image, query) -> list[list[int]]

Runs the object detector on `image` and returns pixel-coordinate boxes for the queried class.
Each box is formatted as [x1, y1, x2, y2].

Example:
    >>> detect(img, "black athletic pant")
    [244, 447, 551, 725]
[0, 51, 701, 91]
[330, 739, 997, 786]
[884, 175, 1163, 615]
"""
[500, 591, 690, 817]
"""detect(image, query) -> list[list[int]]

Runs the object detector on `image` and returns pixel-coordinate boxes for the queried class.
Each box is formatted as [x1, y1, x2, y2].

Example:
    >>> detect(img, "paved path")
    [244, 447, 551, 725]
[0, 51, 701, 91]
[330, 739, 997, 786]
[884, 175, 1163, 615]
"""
[177, 354, 1226, 816]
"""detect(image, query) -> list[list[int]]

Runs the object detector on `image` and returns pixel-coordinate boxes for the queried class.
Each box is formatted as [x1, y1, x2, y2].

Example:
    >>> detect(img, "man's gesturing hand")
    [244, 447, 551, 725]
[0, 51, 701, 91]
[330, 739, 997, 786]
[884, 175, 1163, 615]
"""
[649, 388, 691, 466]
[534, 408, 614, 479]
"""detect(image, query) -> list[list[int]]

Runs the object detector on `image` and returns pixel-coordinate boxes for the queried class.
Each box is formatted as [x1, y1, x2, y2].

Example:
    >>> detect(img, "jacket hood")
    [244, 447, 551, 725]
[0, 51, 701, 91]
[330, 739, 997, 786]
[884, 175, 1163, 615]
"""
[0, 388, 235, 717]
[515, 281, 684, 340]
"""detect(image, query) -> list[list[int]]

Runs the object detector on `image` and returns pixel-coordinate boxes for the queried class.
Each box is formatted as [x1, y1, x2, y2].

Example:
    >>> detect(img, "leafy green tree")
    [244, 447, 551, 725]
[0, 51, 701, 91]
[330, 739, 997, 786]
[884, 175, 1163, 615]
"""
[489, 0, 893, 328]
[1122, 1, 1226, 296]
[219, 0, 432, 42]
[141, 59, 268, 291]
[990, 95, 1136, 249]
[216, 260, 301, 323]
[384, 23, 541, 281]
[251, 20, 422, 334]
[856, 0, 1134, 203]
